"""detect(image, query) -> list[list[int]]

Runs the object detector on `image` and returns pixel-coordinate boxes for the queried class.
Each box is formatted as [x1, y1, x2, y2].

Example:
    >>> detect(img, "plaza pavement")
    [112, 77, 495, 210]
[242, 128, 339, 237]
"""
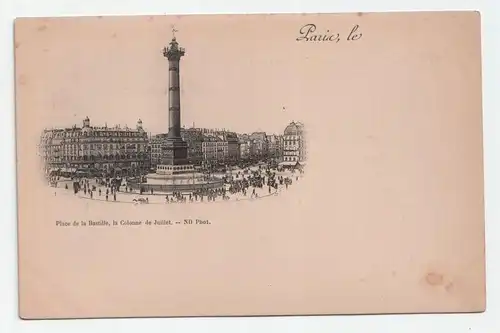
[52, 171, 303, 205]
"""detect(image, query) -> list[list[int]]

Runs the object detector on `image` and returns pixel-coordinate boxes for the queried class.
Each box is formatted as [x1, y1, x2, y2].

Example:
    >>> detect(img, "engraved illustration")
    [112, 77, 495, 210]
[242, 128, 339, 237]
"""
[38, 30, 307, 204]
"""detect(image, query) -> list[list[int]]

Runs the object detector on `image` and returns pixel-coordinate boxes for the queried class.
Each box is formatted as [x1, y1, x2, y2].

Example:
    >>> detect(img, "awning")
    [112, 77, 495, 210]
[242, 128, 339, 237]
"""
[279, 161, 297, 166]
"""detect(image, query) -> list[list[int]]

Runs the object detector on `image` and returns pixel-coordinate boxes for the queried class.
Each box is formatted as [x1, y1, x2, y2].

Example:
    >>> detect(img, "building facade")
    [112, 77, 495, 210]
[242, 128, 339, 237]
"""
[238, 134, 251, 160]
[199, 129, 240, 165]
[266, 134, 281, 159]
[201, 133, 218, 163]
[277, 135, 284, 159]
[249, 132, 269, 158]
[150, 133, 168, 168]
[217, 131, 240, 162]
[282, 121, 306, 165]
[181, 128, 204, 165]
[39, 117, 150, 176]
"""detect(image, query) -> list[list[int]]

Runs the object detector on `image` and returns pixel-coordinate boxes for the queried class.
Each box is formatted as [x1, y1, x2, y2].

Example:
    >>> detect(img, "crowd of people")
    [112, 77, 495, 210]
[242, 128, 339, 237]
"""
[164, 188, 230, 203]
[48, 163, 305, 204]
[66, 177, 120, 201]
[225, 165, 302, 198]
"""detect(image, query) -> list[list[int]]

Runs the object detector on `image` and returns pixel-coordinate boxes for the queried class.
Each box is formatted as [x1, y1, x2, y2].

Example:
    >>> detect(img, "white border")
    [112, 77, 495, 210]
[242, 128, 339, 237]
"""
[1, 1, 498, 332]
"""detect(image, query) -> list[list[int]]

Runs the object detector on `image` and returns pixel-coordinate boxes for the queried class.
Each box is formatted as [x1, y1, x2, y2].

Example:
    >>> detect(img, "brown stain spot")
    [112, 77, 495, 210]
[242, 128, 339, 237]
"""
[18, 75, 28, 86]
[445, 282, 454, 293]
[15, 42, 21, 49]
[112, 33, 117, 38]
[43, 48, 49, 52]
[425, 272, 444, 286]
[357, 12, 363, 17]
[97, 16, 103, 19]
[37, 25, 47, 32]
[391, 270, 397, 277]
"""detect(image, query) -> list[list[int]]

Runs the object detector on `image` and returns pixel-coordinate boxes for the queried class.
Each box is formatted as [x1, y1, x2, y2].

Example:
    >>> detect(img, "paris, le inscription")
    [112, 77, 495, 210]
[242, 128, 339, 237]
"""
[295, 23, 363, 42]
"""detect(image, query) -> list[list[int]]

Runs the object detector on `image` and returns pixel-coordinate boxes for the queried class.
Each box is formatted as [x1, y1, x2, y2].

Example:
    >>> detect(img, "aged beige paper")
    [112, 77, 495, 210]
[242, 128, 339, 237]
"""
[15, 11, 485, 319]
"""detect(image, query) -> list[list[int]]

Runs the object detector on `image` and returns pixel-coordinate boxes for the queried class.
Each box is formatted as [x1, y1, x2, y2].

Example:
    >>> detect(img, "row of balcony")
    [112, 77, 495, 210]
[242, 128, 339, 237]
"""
[46, 155, 149, 161]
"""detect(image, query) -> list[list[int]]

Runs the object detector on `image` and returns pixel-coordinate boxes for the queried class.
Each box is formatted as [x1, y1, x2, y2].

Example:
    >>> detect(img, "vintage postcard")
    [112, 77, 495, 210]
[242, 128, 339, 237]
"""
[15, 11, 485, 319]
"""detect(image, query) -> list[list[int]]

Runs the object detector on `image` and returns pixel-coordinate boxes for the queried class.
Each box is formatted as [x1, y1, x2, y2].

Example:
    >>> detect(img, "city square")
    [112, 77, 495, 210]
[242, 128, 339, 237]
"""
[38, 32, 307, 204]
[49, 165, 305, 205]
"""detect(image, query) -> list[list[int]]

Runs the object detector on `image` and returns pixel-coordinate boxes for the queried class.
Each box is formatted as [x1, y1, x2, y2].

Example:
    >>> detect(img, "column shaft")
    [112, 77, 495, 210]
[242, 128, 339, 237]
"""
[168, 60, 181, 138]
